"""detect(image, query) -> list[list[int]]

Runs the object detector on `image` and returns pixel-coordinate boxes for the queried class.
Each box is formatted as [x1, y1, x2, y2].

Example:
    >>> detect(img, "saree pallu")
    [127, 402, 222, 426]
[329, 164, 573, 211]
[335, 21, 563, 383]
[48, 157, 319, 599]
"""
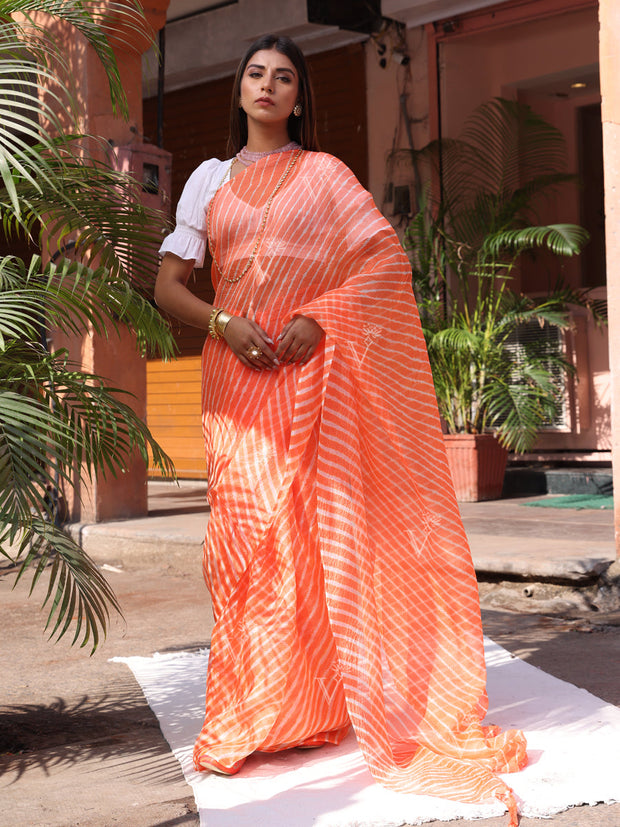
[196, 149, 527, 823]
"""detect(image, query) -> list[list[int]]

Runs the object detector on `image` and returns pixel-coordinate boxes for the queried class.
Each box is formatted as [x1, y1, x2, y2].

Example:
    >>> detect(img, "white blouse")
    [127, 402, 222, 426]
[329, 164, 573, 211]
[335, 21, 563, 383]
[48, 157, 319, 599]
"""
[159, 157, 232, 267]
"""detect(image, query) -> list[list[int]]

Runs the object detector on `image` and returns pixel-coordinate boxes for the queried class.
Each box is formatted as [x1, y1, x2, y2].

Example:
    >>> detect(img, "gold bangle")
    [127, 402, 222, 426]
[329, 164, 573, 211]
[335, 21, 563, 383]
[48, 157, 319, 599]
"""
[215, 310, 233, 337]
[208, 307, 222, 340]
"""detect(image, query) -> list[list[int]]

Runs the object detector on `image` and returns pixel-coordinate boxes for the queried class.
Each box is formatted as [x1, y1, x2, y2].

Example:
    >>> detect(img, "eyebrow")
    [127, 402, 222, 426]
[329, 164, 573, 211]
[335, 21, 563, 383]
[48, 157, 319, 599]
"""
[247, 63, 296, 76]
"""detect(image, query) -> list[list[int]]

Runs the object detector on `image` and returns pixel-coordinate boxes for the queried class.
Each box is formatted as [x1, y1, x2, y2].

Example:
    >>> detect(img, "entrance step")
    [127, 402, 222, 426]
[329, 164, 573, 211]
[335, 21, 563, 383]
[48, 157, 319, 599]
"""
[504, 467, 613, 497]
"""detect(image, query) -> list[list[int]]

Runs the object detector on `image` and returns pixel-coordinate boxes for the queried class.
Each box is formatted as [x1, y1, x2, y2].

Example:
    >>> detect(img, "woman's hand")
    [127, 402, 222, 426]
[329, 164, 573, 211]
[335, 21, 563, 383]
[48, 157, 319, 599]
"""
[223, 316, 279, 371]
[154, 254, 277, 372]
[276, 315, 325, 365]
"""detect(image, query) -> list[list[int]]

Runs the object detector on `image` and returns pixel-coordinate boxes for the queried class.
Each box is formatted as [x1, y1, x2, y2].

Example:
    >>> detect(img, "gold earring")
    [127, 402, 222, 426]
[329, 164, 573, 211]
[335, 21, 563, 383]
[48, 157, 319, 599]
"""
[293, 103, 302, 117]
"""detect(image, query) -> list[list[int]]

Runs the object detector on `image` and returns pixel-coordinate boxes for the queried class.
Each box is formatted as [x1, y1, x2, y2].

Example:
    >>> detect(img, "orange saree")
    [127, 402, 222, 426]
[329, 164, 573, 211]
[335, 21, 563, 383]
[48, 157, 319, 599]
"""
[195, 149, 527, 823]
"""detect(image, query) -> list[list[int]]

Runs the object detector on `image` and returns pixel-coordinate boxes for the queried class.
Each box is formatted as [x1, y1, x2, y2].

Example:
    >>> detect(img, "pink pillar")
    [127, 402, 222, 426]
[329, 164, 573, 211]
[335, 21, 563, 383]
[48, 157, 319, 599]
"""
[48, 2, 170, 522]
[600, 0, 620, 557]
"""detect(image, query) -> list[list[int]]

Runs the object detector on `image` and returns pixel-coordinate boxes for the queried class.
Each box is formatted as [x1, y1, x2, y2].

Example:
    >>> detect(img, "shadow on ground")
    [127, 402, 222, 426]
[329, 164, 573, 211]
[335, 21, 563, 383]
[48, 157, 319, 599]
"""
[0, 681, 180, 785]
[481, 607, 620, 706]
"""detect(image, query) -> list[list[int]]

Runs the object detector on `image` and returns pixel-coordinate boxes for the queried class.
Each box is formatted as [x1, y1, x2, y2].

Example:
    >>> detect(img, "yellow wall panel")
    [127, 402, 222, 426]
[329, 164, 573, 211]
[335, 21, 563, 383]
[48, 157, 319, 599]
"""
[147, 355, 206, 479]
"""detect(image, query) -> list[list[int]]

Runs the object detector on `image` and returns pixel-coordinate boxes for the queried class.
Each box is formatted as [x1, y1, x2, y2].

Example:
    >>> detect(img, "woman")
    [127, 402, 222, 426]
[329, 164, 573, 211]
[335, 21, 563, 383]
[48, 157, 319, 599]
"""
[155, 33, 527, 825]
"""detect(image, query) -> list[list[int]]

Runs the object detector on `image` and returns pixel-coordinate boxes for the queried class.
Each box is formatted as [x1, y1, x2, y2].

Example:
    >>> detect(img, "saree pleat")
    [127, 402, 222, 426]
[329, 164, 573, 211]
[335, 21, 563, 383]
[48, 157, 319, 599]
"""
[195, 150, 526, 821]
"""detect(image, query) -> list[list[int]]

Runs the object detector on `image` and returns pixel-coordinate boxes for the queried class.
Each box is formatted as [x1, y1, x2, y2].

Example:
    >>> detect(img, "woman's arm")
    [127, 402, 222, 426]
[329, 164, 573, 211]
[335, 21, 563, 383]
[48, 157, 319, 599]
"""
[154, 252, 278, 370]
[154, 252, 212, 329]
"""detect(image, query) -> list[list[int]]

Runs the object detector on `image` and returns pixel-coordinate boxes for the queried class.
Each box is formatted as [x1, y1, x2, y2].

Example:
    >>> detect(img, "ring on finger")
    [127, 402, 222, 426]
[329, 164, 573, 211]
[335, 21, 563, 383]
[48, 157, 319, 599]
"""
[247, 345, 263, 360]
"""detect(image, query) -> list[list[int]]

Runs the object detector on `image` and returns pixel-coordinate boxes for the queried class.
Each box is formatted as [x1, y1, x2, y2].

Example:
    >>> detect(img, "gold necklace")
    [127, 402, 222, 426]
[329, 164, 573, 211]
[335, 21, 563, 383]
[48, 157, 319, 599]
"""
[207, 148, 303, 285]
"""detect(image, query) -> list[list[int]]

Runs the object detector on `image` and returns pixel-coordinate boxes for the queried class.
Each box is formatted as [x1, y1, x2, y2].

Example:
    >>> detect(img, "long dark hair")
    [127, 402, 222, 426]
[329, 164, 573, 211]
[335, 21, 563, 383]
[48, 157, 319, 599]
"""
[227, 34, 319, 156]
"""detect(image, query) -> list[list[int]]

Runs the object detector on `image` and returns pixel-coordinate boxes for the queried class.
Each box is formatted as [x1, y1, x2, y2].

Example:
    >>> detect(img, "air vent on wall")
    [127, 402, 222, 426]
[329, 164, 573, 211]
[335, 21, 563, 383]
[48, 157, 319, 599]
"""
[503, 320, 570, 430]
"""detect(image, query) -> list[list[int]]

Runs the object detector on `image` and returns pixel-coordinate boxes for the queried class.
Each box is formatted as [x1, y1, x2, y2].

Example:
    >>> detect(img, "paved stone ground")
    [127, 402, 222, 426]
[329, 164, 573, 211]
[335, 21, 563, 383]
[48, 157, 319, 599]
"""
[1, 488, 619, 826]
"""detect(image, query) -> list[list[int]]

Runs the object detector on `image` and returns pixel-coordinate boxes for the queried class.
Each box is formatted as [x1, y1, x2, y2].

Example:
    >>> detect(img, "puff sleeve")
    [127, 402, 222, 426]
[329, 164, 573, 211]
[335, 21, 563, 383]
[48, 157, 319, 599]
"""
[159, 158, 231, 266]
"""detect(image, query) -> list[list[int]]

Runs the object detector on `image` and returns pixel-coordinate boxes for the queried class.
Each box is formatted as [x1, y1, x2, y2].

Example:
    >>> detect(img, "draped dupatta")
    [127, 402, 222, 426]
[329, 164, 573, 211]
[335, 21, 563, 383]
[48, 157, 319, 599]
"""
[195, 150, 526, 823]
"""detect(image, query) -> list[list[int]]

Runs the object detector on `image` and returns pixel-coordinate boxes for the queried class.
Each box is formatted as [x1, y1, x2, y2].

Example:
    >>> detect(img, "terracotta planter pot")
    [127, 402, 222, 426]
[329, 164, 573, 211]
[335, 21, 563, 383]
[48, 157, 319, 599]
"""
[443, 433, 509, 502]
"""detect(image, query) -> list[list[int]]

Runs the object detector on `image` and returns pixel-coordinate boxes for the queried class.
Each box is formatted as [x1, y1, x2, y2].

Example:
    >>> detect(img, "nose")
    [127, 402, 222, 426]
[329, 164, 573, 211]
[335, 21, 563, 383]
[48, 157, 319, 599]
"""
[261, 75, 273, 93]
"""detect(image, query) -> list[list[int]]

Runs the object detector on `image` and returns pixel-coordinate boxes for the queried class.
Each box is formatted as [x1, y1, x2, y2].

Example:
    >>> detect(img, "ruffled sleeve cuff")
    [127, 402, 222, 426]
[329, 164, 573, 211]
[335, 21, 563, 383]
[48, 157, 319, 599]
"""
[159, 226, 207, 266]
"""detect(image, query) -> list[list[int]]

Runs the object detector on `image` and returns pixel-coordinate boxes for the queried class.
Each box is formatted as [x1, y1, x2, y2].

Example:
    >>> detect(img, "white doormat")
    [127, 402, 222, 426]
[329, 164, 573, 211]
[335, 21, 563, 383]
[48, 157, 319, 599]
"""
[112, 639, 620, 826]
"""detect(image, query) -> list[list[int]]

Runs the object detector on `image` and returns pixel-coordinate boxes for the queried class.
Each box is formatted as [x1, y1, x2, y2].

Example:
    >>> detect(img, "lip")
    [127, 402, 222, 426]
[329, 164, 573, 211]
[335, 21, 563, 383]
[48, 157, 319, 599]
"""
[255, 97, 274, 105]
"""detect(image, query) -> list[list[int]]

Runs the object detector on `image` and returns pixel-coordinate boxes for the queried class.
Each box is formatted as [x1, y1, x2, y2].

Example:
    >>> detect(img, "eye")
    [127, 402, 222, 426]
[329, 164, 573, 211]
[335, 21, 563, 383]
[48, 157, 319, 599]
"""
[248, 71, 262, 79]
[277, 75, 291, 83]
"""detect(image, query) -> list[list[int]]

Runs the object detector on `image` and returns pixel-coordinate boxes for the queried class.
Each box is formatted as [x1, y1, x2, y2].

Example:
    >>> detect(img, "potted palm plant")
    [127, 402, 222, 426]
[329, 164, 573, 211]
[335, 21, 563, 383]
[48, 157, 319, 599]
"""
[403, 98, 597, 501]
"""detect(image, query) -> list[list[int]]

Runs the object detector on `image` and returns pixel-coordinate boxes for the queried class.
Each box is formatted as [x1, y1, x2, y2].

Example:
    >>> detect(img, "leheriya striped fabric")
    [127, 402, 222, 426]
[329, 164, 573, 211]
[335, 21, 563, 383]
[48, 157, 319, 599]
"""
[195, 149, 527, 824]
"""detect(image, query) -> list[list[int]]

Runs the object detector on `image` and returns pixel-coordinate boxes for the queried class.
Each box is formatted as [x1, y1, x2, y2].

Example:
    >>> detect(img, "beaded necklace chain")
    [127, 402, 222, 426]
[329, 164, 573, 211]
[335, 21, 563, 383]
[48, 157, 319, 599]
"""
[236, 140, 299, 167]
[206, 148, 303, 285]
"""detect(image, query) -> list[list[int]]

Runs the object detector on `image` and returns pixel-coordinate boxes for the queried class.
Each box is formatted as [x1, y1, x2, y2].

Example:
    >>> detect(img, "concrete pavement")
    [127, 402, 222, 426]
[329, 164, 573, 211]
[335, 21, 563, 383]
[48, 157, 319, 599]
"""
[69, 479, 618, 584]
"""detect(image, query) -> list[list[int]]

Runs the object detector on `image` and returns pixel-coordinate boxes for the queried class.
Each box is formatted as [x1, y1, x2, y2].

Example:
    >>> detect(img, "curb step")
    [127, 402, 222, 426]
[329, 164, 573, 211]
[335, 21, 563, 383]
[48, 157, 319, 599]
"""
[504, 467, 613, 498]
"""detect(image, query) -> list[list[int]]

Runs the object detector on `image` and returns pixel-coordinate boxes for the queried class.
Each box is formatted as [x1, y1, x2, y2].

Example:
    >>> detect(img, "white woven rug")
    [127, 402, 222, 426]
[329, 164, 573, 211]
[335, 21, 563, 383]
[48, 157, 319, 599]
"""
[112, 639, 620, 826]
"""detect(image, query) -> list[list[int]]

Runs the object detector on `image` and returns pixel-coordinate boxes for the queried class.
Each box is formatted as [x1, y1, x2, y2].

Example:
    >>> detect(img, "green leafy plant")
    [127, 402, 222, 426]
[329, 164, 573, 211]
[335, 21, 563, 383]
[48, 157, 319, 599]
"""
[0, 1, 175, 651]
[403, 98, 598, 455]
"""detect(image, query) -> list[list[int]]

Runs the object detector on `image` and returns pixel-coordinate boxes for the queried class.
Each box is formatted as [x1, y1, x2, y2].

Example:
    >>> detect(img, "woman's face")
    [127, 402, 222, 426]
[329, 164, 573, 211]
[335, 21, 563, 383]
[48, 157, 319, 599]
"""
[239, 48, 300, 131]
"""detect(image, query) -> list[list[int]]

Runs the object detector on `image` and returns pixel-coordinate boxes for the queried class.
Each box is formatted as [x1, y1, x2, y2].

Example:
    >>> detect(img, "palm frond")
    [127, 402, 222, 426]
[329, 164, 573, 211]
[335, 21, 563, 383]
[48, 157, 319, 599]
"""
[0, 384, 75, 532]
[0, 345, 174, 514]
[1, 148, 173, 294]
[427, 325, 480, 353]
[483, 365, 561, 454]
[459, 98, 570, 195]
[1, 0, 152, 116]
[482, 224, 589, 259]
[8, 518, 123, 653]
[0, 1, 174, 651]
[0, 5, 162, 278]
[0, 254, 175, 357]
